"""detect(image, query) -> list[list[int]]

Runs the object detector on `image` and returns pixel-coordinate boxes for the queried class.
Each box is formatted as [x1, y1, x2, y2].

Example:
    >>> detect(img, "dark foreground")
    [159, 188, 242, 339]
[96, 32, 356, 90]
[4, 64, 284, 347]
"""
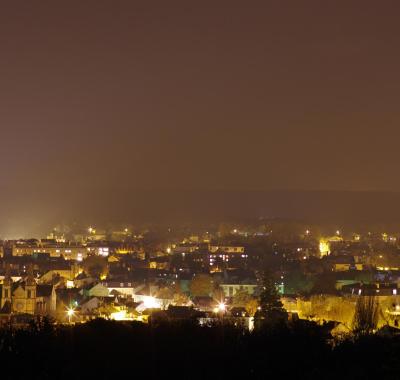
[0, 318, 399, 379]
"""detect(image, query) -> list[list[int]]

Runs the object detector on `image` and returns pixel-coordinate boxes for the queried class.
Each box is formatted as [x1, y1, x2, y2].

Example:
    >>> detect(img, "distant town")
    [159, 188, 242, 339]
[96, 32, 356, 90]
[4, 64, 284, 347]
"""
[0, 219, 399, 337]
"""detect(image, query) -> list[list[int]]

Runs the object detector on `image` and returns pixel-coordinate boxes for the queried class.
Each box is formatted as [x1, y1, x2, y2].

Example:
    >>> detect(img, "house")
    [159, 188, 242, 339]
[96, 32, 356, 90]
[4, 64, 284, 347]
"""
[74, 272, 97, 288]
[208, 246, 248, 270]
[108, 255, 120, 263]
[81, 297, 101, 314]
[220, 282, 258, 297]
[102, 281, 145, 298]
[209, 245, 245, 254]
[341, 282, 399, 296]
[132, 284, 173, 311]
[81, 283, 110, 298]
[36, 285, 57, 315]
[39, 268, 77, 283]
[191, 296, 215, 312]
[149, 257, 170, 270]
[220, 274, 258, 297]
[166, 305, 203, 320]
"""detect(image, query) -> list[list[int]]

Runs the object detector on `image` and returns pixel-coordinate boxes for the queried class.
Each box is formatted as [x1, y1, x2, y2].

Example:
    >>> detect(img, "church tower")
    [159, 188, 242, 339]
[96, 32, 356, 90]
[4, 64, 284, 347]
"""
[1, 265, 12, 309]
[25, 265, 36, 314]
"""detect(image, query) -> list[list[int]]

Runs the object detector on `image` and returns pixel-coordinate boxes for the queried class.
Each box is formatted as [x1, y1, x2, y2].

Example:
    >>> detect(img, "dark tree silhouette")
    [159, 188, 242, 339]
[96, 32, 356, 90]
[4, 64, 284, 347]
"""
[255, 271, 287, 328]
[352, 295, 379, 336]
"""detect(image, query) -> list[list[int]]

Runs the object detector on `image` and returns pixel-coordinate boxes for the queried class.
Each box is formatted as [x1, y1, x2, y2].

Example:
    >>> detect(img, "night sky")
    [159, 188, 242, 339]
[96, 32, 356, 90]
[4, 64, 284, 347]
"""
[1, 1, 400, 236]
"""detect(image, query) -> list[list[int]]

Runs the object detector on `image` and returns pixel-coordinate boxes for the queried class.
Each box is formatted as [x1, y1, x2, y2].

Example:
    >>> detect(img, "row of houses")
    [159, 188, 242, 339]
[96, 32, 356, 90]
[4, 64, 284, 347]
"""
[0, 264, 260, 325]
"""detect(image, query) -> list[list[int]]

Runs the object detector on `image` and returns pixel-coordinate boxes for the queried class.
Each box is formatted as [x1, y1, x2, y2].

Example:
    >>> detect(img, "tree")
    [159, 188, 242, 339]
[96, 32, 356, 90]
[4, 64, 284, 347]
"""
[212, 287, 225, 302]
[255, 272, 287, 327]
[156, 287, 174, 300]
[232, 290, 259, 317]
[284, 272, 314, 294]
[310, 273, 338, 295]
[173, 292, 190, 306]
[172, 282, 190, 306]
[232, 290, 252, 307]
[83, 256, 109, 279]
[245, 298, 259, 317]
[352, 296, 379, 336]
[190, 274, 213, 297]
[156, 287, 174, 309]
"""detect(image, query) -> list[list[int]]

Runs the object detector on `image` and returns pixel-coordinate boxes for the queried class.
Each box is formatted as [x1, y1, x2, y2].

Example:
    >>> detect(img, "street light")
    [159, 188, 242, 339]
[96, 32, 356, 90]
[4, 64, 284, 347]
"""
[218, 302, 226, 312]
[67, 308, 75, 323]
[213, 302, 226, 314]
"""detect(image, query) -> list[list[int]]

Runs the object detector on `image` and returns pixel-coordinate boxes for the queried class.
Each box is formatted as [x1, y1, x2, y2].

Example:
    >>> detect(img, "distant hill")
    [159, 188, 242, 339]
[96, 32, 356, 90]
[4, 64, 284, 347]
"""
[2, 189, 400, 237]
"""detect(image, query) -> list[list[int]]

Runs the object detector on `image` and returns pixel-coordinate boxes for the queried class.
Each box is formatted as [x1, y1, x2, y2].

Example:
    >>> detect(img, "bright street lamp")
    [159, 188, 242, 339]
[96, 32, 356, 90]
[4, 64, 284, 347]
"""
[218, 302, 226, 313]
[67, 308, 75, 323]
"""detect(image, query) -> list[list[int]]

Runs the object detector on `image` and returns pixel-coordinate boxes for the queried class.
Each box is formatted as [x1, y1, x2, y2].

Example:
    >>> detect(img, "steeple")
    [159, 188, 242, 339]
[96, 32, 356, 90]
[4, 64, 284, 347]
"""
[3, 264, 12, 286]
[26, 264, 36, 286]
[1, 264, 12, 308]
[25, 264, 36, 314]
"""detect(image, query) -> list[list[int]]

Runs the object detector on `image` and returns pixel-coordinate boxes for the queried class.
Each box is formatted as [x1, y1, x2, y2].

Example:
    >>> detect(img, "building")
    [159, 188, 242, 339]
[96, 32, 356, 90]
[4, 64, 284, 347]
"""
[103, 281, 145, 298]
[0, 271, 56, 317]
[12, 239, 110, 260]
[209, 245, 245, 254]
[220, 281, 258, 297]
[12, 241, 87, 261]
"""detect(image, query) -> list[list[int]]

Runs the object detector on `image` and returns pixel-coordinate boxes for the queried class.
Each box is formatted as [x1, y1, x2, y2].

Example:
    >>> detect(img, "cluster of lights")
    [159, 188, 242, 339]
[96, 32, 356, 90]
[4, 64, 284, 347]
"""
[99, 247, 109, 257]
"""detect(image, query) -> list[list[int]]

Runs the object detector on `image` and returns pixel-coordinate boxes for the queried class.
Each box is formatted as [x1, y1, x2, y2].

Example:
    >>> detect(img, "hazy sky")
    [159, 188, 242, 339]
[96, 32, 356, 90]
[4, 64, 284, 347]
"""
[1, 1, 400, 235]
